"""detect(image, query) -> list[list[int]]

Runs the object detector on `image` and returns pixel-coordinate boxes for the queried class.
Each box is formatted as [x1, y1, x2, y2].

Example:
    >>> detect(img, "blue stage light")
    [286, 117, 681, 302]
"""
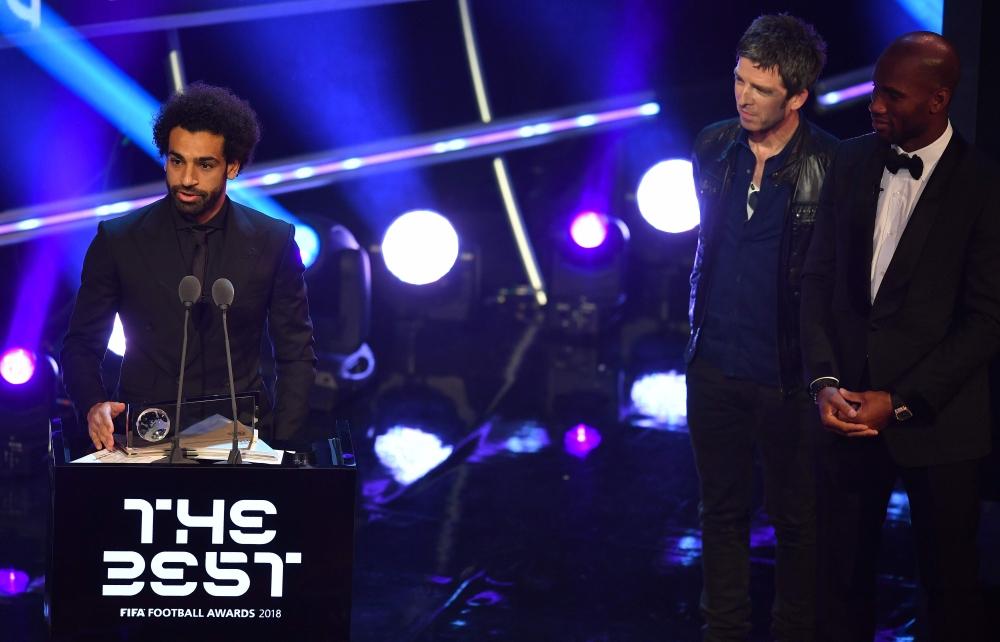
[896, 0, 943, 32]
[381, 210, 460, 285]
[636, 159, 700, 234]
[108, 314, 126, 357]
[1, 5, 320, 267]
[374, 425, 454, 485]
[629, 370, 687, 427]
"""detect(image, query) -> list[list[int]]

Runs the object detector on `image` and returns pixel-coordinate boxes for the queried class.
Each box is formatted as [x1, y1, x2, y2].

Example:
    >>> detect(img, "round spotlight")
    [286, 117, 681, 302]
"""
[569, 211, 609, 249]
[0, 348, 36, 385]
[108, 313, 126, 357]
[636, 159, 700, 233]
[382, 210, 459, 285]
[295, 224, 321, 269]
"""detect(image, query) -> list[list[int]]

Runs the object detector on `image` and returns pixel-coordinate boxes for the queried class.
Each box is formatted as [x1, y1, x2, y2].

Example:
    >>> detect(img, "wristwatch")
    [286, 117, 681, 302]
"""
[891, 394, 913, 422]
[809, 378, 839, 404]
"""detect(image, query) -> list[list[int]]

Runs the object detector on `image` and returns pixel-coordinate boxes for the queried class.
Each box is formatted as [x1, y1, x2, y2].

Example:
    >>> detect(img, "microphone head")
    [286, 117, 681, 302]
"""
[178, 275, 202, 305]
[212, 278, 235, 309]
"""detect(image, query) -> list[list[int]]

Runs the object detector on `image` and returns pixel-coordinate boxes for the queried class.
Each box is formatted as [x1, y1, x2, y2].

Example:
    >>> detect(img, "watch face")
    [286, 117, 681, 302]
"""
[894, 405, 913, 421]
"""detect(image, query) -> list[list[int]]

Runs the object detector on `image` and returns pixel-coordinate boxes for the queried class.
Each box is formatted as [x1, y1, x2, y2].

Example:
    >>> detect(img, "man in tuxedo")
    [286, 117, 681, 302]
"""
[685, 14, 836, 641]
[62, 83, 316, 451]
[800, 32, 1000, 640]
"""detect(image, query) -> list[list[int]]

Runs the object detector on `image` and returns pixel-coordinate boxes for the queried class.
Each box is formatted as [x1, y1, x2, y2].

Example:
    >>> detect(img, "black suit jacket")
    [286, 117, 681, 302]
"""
[62, 196, 317, 442]
[800, 132, 1000, 466]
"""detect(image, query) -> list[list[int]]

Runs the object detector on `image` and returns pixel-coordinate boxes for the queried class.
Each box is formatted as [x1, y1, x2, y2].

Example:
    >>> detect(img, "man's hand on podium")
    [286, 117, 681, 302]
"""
[87, 401, 125, 451]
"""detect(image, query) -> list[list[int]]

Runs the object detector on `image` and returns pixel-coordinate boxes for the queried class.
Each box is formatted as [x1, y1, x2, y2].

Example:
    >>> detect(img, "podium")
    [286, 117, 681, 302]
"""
[47, 424, 357, 642]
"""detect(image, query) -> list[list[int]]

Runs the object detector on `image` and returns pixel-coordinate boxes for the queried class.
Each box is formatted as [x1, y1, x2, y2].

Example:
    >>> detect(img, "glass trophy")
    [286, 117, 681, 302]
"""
[116, 392, 258, 453]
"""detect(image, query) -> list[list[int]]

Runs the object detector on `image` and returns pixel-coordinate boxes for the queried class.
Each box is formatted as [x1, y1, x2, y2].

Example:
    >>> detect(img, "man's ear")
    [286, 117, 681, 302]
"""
[787, 89, 808, 112]
[226, 161, 241, 180]
[929, 87, 951, 114]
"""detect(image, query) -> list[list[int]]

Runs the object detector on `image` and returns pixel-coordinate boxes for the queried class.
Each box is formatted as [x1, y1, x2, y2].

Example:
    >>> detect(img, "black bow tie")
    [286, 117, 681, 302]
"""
[885, 148, 923, 179]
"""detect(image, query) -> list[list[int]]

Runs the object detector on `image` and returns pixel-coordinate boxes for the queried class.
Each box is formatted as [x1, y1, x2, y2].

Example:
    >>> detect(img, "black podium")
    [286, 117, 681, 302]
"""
[47, 426, 357, 642]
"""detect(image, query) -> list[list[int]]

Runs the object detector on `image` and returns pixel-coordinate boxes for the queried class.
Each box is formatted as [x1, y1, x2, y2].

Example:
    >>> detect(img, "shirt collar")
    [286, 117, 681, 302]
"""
[172, 196, 230, 231]
[892, 120, 953, 179]
[736, 119, 803, 168]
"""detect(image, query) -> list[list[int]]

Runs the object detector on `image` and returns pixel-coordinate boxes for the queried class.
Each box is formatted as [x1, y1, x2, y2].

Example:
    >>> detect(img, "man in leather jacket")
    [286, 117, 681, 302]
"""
[683, 15, 837, 641]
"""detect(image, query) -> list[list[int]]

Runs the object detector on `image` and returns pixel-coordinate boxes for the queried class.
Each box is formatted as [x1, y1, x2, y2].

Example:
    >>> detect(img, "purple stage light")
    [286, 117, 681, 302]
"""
[817, 81, 873, 107]
[563, 423, 602, 458]
[0, 568, 30, 596]
[0, 347, 36, 385]
[569, 211, 609, 249]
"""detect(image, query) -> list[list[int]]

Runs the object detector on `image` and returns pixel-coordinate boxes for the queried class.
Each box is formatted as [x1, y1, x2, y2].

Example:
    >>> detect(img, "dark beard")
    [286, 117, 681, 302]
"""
[168, 183, 224, 221]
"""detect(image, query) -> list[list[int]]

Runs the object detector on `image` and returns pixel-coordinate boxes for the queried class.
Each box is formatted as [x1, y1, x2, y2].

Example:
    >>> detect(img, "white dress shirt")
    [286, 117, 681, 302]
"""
[870, 121, 953, 302]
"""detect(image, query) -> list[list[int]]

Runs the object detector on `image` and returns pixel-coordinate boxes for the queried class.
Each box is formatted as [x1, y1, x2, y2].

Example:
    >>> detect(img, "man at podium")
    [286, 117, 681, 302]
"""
[61, 83, 317, 452]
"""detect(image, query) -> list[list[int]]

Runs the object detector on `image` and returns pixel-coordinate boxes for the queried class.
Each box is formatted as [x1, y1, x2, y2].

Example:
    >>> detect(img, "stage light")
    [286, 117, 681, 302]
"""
[108, 313, 126, 357]
[373, 425, 454, 485]
[569, 211, 609, 249]
[381, 210, 460, 285]
[295, 225, 321, 269]
[897, 0, 943, 31]
[563, 423, 602, 459]
[636, 159, 700, 234]
[629, 370, 687, 428]
[0, 568, 30, 596]
[817, 81, 873, 107]
[0, 348, 36, 386]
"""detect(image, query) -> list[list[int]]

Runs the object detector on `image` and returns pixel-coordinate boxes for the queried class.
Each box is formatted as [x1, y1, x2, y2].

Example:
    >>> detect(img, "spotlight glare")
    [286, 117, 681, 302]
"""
[0, 569, 31, 596]
[630, 370, 687, 425]
[374, 425, 454, 485]
[1, 348, 36, 385]
[295, 224, 321, 269]
[636, 159, 700, 234]
[293, 167, 317, 180]
[569, 211, 609, 249]
[381, 210, 460, 285]
[563, 423, 601, 458]
[107, 313, 127, 356]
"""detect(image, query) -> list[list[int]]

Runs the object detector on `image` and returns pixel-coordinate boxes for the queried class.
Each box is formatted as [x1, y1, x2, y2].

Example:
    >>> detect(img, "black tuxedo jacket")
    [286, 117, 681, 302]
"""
[800, 132, 1000, 466]
[62, 196, 317, 442]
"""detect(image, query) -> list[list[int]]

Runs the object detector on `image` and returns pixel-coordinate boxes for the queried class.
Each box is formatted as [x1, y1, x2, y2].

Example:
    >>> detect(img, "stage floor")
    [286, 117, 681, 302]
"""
[3, 307, 998, 640]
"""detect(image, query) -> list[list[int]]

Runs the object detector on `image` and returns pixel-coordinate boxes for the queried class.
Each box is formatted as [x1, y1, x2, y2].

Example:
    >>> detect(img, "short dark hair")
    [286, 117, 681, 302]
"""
[737, 14, 827, 97]
[152, 82, 261, 168]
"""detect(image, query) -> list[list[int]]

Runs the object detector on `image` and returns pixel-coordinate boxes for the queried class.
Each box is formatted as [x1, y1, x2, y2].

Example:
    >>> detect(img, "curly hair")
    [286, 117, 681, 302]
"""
[737, 14, 827, 98]
[152, 82, 261, 168]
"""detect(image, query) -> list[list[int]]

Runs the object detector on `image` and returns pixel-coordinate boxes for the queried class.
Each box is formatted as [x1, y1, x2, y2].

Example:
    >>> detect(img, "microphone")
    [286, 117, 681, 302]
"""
[160, 275, 201, 464]
[179, 275, 202, 307]
[212, 278, 242, 465]
[212, 277, 234, 310]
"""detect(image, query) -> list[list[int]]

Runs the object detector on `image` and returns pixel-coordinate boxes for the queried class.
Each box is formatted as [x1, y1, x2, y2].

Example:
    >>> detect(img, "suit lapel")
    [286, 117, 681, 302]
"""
[871, 135, 965, 321]
[212, 199, 262, 310]
[129, 198, 188, 329]
[847, 137, 888, 314]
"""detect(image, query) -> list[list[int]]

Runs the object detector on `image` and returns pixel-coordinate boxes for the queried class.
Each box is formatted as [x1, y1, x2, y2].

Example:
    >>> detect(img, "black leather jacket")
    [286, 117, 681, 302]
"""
[685, 117, 838, 394]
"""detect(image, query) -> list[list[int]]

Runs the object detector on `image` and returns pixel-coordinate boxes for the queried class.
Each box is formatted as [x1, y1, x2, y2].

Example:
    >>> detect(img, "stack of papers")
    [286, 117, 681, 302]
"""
[71, 414, 284, 465]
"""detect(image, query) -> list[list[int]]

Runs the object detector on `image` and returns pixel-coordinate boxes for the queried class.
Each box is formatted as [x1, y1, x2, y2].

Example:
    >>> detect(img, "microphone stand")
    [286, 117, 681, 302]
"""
[220, 305, 242, 465]
[164, 300, 198, 465]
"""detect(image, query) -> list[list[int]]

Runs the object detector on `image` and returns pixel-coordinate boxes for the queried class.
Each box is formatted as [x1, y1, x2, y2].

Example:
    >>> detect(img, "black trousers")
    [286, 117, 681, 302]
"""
[816, 432, 985, 641]
[686, 358, 817, 641]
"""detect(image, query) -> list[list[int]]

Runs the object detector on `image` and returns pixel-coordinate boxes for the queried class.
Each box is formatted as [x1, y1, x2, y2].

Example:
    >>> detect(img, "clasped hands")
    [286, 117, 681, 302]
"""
[816, 387, 893, 438]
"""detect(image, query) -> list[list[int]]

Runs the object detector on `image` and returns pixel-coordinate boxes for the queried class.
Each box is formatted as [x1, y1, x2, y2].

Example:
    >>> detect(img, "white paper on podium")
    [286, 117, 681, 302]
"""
[71, 414, 284, 465]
